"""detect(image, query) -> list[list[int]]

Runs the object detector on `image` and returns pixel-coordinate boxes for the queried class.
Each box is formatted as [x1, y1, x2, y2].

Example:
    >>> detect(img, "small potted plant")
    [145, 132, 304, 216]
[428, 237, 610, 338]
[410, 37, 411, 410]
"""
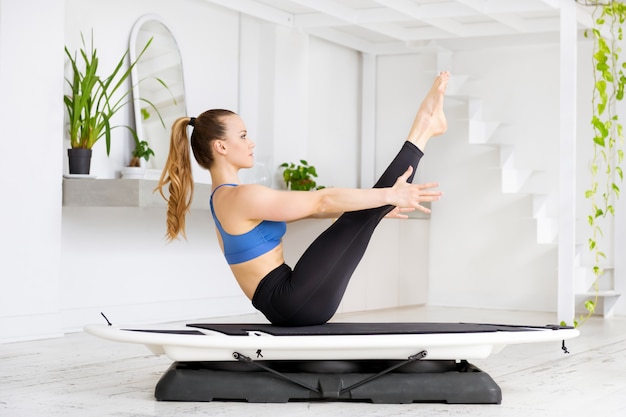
[121, 138, 154, 179]
[64, 31, 154, 175]
[279, 160, 325, 190]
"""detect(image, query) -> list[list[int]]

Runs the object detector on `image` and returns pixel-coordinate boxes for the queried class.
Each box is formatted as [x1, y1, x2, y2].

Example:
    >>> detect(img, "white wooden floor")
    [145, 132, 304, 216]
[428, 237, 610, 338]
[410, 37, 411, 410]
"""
[2, 306, 625, 417]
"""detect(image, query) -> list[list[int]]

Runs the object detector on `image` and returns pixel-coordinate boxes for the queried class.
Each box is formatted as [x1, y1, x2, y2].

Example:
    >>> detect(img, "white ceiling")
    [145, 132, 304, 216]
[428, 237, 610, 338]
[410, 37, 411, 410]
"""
[204, 0, 594, 54]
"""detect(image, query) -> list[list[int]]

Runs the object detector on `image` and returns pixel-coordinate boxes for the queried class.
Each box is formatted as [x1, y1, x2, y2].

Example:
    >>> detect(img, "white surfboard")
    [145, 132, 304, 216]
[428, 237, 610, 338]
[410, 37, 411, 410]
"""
[84, 322, 579, 362]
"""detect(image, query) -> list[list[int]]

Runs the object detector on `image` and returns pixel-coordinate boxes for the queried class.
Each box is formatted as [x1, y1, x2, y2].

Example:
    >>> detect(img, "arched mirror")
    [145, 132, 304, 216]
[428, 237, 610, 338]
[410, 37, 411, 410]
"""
[130, 15, 186, 173]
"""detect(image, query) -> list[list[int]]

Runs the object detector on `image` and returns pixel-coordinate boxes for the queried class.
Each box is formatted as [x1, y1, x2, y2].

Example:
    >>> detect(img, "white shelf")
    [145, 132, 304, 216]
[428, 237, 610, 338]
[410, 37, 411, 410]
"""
[62, 178, 213, 210]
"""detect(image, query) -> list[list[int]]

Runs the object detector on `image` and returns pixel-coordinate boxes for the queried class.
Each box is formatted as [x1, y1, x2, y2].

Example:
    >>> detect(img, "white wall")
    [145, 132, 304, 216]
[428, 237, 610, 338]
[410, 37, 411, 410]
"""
[375, 54, 437, 184]
[307, 37, 361, 189]
[238, 20, 361, 188]
[60, 207, 245, 329]
[615, 184, 626, 316]
[0, 0, 65, 341]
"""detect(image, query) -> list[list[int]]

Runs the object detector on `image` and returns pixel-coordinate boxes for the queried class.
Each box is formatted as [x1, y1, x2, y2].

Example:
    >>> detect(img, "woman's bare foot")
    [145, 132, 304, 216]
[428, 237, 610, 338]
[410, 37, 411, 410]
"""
[407, 71, 450, 151]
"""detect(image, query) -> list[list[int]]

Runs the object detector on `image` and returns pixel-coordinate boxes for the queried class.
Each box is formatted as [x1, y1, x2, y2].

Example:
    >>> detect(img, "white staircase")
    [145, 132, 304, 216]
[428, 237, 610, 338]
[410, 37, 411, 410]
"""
[448, 65, 620, 316]
[456, 91, 560, 246]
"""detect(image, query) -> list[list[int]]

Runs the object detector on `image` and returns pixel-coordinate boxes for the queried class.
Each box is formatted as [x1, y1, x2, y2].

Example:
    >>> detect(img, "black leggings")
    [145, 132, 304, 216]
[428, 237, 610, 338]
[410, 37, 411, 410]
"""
[252, 141, 424, 326]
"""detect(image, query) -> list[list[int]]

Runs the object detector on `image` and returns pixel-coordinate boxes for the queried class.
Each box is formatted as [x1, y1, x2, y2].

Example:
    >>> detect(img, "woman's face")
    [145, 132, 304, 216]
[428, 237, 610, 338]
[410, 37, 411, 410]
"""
[221, 115, 255, 168]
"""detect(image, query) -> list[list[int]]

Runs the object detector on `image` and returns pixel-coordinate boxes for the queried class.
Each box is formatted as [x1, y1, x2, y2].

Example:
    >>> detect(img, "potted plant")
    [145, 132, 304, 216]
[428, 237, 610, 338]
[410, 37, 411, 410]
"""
[279, 160, 325, 191]
[121, 138, 154, 179]
[63, 31, 154, 174]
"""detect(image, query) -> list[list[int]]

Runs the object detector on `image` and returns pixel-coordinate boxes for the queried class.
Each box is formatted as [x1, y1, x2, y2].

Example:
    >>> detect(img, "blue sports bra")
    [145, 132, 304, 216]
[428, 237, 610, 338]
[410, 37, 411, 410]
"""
[210, 184, 287, 265]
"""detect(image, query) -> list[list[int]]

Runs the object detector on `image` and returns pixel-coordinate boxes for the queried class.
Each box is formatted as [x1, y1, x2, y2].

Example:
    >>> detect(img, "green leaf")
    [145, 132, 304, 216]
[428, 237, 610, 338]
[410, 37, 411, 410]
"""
[594, 135, 606, 147]
[596, 61, 610, 72]
[138, 97, 167, 128]
[596, 225, 604, 237]
[600, 148, 608, 163]
[584, 300, 596, 314]
[592, 116, 609, 140]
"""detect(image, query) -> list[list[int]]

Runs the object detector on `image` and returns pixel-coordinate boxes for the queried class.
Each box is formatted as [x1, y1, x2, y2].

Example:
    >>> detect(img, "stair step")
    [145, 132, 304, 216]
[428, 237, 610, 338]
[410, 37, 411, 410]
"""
[445, 74, 469, 95]
[575, 291, 621, 317]
[499, 146, 532, 193]
[501, 168, 532, 193]
[575, 266, 615, 292]
[469, 120, 500, 144]
[536, 217, 558, 244]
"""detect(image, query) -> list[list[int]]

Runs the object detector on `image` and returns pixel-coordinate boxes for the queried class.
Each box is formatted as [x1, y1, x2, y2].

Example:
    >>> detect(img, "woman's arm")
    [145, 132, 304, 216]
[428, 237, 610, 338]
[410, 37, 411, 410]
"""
[231, 166, 442, 223]
[304, 207, 418, 220]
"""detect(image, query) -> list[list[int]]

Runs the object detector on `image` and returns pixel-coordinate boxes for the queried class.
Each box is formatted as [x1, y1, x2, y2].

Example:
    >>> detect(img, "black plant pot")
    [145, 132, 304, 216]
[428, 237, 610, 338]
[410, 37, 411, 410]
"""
[67, 148, 93, 175]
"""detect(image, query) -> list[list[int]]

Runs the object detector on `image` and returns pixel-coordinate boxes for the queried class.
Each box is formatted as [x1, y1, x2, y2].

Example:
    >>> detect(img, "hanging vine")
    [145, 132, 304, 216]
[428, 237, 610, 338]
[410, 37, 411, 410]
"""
[577, 0, 626, 326]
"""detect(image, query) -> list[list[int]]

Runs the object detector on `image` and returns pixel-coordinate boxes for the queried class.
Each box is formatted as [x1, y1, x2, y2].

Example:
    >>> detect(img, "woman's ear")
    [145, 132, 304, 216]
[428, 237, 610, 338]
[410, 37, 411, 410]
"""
[213, 140, 227, 155]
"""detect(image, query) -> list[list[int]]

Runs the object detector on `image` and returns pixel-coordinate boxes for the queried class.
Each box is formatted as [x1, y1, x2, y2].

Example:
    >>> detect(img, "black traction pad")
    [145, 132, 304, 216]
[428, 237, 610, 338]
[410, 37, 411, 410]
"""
[186, 322, 566, 336]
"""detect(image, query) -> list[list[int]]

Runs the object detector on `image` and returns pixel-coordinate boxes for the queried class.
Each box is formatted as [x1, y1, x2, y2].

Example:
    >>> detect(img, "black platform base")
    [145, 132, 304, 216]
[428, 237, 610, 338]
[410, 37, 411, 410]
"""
[155, 358, 502, 404]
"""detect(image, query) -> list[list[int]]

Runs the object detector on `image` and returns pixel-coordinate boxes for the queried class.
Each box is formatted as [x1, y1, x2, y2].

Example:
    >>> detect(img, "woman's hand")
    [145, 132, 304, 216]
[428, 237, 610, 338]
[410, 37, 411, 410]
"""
[389, 166, 443, 214]
[384, 207, 416, 219]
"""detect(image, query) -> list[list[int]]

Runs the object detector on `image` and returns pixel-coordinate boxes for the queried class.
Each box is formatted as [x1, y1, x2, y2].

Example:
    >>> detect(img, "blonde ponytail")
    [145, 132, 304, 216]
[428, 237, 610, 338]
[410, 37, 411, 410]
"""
[156, 117, 195, 240]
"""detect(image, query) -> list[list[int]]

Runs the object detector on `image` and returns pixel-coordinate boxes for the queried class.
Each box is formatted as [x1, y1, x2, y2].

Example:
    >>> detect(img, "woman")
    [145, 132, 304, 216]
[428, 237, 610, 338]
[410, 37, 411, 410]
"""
[156, 71, 449, 326]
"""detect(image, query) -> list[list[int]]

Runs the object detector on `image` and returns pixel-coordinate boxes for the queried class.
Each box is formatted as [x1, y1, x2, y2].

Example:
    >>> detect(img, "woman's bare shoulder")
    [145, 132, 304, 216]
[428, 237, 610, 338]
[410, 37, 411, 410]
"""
[231, 184, 321, 222]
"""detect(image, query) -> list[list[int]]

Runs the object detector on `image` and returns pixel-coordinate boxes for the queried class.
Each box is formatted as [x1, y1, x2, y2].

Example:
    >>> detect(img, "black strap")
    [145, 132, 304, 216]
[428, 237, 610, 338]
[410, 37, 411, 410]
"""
[232, 352, 320, 393]
[339, 350, 428, 394]
[231, 350, 429, 397]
